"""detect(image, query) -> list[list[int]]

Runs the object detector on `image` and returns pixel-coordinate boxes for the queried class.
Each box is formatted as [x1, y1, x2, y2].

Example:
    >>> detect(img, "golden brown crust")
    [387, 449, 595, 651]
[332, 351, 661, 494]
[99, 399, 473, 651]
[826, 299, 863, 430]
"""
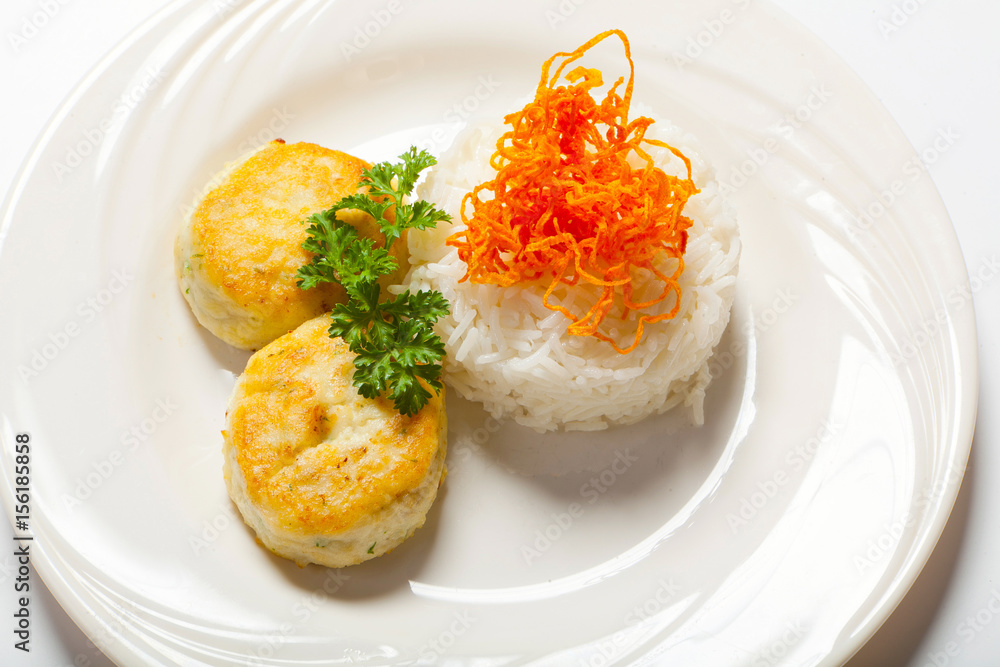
[225, 316, 445, 543]
[179, 141, 409, 349]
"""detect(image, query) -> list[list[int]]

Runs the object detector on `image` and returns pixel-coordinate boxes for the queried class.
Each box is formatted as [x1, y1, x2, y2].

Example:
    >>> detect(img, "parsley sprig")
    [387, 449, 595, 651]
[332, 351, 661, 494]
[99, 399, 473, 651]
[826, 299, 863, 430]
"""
[297, 147, 452, 416]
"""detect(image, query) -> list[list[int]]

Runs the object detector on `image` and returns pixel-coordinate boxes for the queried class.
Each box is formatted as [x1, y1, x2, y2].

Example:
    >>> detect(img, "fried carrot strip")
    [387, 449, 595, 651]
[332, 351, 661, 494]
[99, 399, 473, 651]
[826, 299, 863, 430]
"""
[448, 29, 697, 353]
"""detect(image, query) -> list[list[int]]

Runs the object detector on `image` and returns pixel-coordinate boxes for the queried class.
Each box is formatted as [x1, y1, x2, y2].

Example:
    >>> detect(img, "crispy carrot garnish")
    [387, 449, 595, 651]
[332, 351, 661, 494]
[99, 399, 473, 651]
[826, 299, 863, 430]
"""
[447, 29, 698, 354]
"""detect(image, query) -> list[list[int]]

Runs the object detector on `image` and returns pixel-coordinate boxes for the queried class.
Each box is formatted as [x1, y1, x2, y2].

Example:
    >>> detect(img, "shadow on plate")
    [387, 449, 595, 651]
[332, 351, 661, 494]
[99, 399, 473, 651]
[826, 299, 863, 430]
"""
[259, 483, 446, 600]
[180, 304, 254, 376]
[443, 317, 750, 508]
[845, 437, 976, 666]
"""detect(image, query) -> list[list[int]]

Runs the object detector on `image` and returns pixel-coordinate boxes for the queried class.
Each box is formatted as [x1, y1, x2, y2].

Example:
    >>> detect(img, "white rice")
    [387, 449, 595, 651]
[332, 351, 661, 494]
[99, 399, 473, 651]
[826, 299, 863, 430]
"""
[400, 116, 740, 432]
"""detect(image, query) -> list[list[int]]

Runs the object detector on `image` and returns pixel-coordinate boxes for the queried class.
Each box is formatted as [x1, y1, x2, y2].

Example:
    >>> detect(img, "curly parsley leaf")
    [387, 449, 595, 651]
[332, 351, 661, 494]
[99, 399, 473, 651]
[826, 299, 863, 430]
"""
[298, 210, 397, 293]
[355, 147, 451, 248]
[296, 148, 451, 416]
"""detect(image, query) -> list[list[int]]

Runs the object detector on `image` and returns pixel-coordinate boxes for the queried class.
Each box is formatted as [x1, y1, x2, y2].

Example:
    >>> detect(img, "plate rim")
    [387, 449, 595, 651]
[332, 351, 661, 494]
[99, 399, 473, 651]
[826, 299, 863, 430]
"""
[0, 0, 979, 664]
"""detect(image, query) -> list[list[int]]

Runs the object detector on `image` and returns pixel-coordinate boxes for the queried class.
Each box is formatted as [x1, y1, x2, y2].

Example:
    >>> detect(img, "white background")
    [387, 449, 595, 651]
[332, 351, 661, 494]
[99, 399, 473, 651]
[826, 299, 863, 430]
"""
[0, 0, 996, 665]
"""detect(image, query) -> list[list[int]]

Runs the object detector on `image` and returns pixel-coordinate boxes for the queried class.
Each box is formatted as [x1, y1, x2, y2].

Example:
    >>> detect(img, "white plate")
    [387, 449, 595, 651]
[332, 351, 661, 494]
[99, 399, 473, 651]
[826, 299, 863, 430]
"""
[0, 0, 977, 664]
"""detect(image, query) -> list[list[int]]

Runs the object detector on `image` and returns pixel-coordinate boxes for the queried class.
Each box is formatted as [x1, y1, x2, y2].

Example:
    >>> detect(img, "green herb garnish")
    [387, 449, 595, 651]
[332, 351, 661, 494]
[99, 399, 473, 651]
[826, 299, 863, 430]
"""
[297, 147, 451, 417]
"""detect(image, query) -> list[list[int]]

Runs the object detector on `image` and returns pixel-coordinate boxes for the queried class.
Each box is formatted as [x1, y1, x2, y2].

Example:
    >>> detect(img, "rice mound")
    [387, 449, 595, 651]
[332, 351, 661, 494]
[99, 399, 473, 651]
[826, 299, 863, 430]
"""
[400, 118, 740, 432]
